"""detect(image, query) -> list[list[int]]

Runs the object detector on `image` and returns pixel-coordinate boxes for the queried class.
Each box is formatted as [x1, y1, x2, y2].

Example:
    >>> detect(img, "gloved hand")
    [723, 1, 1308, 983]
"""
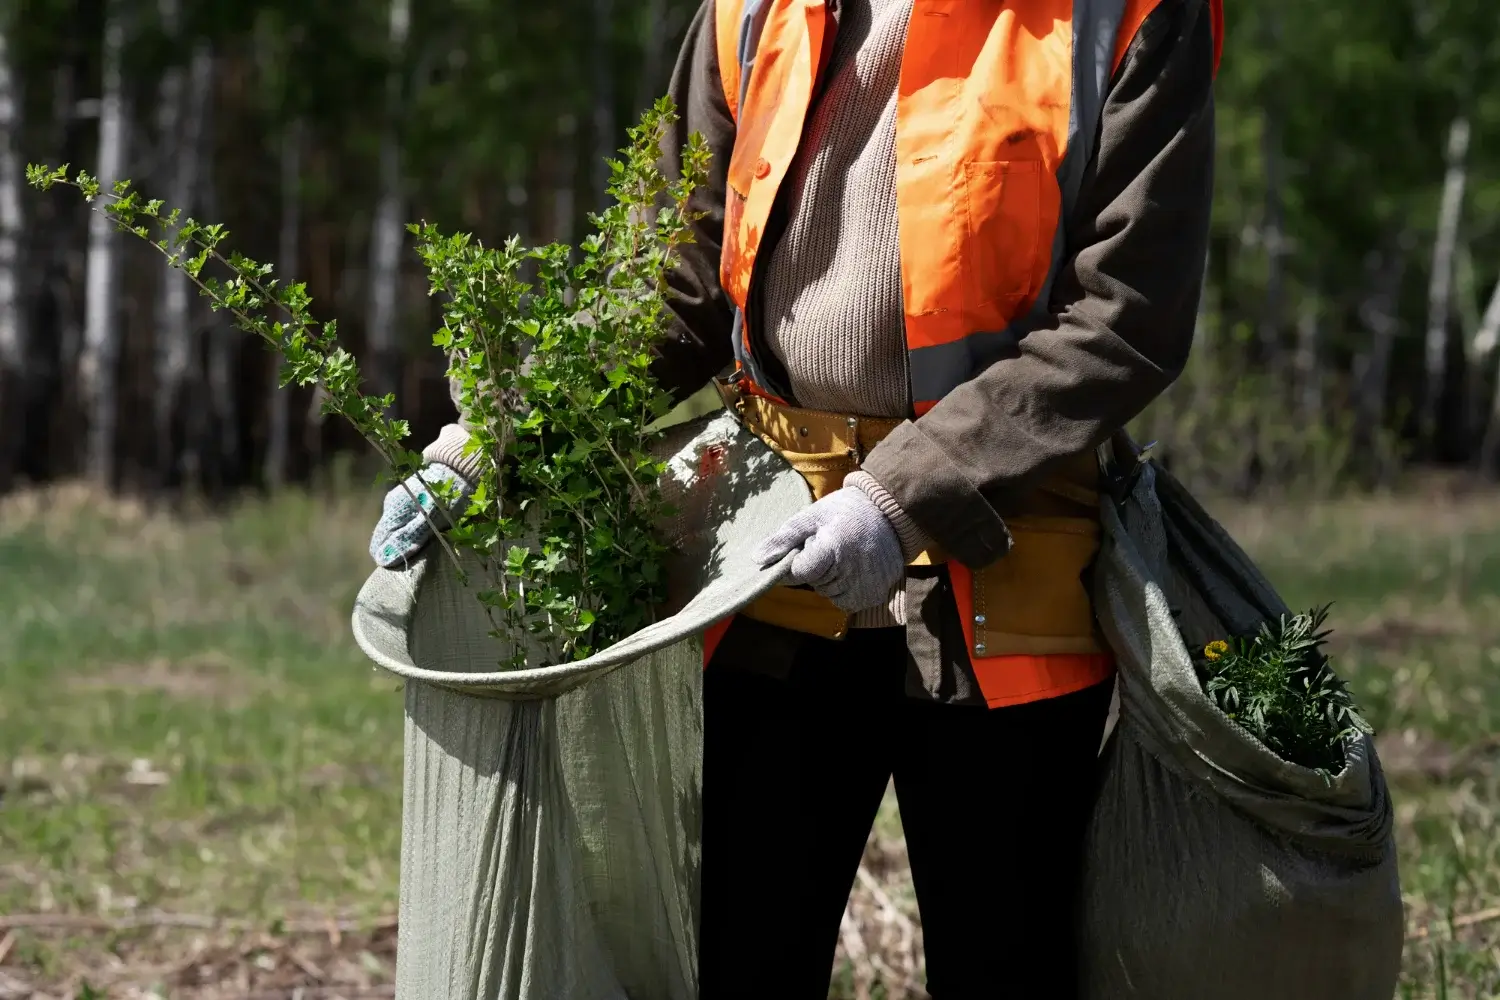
[753, 485, 906, 614]
[369, 463, 473, 568]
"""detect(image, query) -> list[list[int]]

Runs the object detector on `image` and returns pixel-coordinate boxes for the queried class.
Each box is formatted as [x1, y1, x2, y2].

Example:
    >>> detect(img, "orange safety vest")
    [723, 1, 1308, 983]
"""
[706, 0, 1222, 704]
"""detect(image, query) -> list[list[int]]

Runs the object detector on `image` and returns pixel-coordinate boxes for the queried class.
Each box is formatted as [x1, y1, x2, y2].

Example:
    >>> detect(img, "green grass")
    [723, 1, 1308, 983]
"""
[0, 484, 404, 992]
[1221, 494, 1500, 999]
[1, 481, 1498, 996]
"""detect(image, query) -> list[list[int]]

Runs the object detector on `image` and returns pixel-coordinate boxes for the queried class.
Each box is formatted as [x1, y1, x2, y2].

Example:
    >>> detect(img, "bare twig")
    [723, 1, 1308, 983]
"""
[285, 948, 328, 981]
[325, 913, 342, 950]
[1408, 905, 1500, 941]
[0, 930, 14, 965]
[856, 865, 919, 940]
[837, 909, 874, 1000]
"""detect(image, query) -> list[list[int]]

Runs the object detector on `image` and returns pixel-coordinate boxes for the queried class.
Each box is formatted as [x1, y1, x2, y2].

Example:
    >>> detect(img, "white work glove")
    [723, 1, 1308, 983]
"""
[368, 463, 473, 568]
[753, 485, 906, 614]
[368, 424, 488, 569]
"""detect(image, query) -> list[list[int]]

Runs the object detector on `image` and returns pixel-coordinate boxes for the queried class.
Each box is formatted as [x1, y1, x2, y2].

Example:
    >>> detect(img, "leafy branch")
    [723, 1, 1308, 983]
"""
[29, 96, 711, 669]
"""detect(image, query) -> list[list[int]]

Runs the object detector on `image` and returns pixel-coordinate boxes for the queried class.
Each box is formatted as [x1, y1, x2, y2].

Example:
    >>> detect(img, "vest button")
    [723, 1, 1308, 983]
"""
[753, 157, 771, 179]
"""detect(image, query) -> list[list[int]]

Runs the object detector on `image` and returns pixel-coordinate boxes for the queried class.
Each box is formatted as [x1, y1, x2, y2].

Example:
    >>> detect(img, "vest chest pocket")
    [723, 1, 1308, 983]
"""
[961, 160, 1046, 309]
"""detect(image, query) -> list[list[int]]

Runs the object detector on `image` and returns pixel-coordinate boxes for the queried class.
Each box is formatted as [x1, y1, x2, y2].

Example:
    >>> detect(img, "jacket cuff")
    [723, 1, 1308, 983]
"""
[859, 421, 1013, 569]
[845, 469, 934, 563]
[421, 423, 487, 485]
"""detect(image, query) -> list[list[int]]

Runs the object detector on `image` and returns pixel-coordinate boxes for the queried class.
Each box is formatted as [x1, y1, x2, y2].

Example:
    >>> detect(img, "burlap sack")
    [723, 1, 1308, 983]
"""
[1082, 457, 1404, 999]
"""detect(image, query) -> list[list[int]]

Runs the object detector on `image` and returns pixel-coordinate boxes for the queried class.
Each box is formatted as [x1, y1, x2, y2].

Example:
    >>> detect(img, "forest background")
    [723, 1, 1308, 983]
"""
[3, 1, 1500, 997]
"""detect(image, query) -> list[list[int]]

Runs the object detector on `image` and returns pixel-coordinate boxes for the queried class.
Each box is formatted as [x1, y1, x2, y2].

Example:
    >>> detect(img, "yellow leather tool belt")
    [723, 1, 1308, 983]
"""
[715, 379, 1108, 659]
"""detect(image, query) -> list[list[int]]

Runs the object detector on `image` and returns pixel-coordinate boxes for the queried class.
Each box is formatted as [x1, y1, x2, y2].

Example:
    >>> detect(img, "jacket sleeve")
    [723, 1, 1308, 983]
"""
[860, 0, 1216, 569]
[647, 0, 739, 405]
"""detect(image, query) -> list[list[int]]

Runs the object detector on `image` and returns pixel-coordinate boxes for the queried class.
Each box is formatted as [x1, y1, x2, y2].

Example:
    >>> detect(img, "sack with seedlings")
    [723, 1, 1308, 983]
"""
[1081, 448, 1404, 1000]
[352, 408, 809, 1000]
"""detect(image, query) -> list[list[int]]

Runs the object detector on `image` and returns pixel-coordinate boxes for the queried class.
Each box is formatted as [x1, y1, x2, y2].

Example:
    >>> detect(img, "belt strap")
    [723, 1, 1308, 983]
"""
[714, 377, 1100, 512]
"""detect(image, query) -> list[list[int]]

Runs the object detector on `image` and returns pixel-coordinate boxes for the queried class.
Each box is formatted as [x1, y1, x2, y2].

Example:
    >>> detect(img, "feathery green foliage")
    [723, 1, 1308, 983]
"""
[1196, 604, 1369, 775]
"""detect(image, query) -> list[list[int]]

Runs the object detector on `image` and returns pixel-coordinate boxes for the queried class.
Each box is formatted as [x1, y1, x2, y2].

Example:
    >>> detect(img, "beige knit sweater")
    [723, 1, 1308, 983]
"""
[759, 0, 913, 421]
[758, 0, 918, 628]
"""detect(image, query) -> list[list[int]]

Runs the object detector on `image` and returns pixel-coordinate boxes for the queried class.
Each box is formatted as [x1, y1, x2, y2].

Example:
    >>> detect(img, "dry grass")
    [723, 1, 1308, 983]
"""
[1, 481, 1499, 997]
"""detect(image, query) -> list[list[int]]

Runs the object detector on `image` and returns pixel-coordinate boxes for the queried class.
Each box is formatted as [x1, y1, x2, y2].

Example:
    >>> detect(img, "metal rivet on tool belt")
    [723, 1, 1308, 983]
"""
[846, 416, 858, 427]
[974, 643, 987, 655]
[799, 426, 809, 436]
[974, 614, 987, 626]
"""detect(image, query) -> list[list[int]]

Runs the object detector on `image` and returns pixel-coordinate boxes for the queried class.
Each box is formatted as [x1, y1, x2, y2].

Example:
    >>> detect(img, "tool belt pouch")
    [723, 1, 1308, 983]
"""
[970, 514, 1107, 657]
[714, 379, 1105, 654]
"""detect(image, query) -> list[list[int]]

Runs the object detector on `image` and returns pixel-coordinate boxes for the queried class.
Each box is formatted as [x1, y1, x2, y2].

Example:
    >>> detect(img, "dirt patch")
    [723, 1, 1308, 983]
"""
[1378, 728, 1500, 782]
[1333, 613, 1474, 652]
[0, 917, 397, 999]
[67, 655, 265, 708]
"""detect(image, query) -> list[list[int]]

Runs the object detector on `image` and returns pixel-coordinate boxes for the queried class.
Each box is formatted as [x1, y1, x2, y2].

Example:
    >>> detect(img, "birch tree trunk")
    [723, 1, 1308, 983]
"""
[36, 62, 80, 479]
[200, 98, 239, 491]
[1423, 116, 1470, 455]
[367, 0, 410, 402]
[151, 14, 182, 484]
[156, 34, 214, 487]
[80, 0, 131, 487]
[265, 120, 302, 488]
[0, 20, 25, 487]
[1295, 292, 1322, 423]
[1472, 277, 1500, 359]
[1471, 278, 1500, 470]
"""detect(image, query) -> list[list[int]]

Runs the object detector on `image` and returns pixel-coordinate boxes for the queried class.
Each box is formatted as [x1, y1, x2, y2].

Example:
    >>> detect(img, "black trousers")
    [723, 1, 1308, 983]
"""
[697, 627, 1113, 1000]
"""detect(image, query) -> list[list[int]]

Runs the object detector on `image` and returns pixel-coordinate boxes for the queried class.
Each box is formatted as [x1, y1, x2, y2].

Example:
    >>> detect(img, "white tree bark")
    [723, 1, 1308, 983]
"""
[1295, 293, 1322, 422]
[265, 119, 302, 488]
[197, 101, 238, 485]
[154, 0, 184, 477]
[0, 23, 23, 377]
[1472, 276, 1500, 359]
[367, 0, 410, 401]
[156, 31, 214, 485]
[1423, 116, 1470, 451]
[0, 19, 25, 475]
[80, 0, 131, 486]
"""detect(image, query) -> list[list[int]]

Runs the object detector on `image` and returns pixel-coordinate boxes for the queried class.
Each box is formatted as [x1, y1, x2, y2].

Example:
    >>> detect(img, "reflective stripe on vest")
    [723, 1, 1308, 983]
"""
[713, 0, 1222, 413]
